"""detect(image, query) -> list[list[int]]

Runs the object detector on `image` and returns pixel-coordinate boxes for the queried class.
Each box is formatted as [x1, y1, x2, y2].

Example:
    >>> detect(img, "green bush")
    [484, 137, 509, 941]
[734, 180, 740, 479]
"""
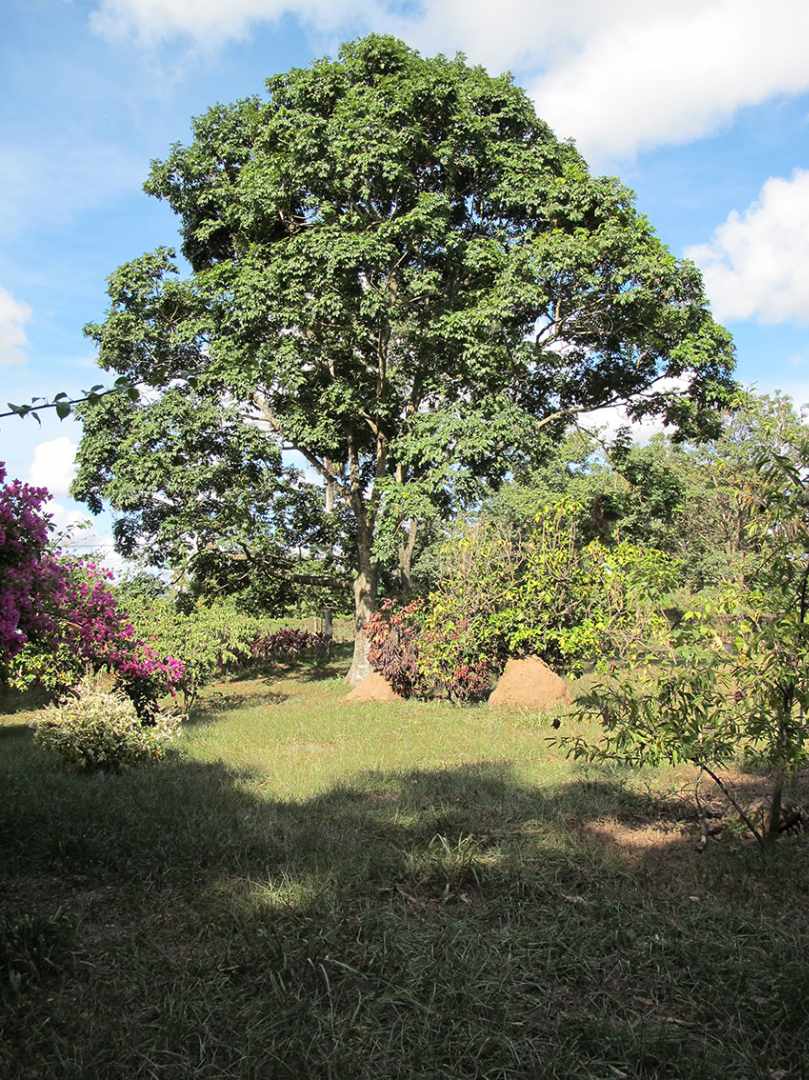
[123, 597, 344, 710]
[123, 598, 261, 710]
[415, 505, 679, 692]
[32, 677, 179, 772]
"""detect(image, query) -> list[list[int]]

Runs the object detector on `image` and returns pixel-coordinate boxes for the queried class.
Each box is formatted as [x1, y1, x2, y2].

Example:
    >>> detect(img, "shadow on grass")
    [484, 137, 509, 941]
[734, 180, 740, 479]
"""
[1, 737, 807, 1079]
[188, 689, 290, 722]
[0, 685, 50, 715]
[213, 645, 353, 687]
[0, 723, 31, 740]
[293, 641, 354, 681]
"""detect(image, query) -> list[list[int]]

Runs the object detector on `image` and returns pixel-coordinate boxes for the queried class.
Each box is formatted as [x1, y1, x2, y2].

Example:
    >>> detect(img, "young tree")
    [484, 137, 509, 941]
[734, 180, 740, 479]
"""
[565, 413, 809, 848]
[72, 34, 734, 681]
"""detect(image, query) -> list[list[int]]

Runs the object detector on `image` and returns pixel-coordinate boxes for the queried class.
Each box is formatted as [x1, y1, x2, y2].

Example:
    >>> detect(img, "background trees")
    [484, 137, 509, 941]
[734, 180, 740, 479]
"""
[72, 34, 734, 681]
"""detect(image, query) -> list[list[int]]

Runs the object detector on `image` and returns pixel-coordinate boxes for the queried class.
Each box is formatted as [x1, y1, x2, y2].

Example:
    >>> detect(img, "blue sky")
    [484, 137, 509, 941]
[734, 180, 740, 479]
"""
[2, 0, 808, 565]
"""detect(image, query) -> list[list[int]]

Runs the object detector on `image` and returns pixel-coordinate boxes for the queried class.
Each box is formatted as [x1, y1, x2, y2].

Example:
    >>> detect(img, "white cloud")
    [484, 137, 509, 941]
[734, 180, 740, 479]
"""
[29, 437, 78, 499]
[686, 170, 809, 324]
[91, 0, 379, 44]
[532, 1, 809, 161]
[90, 0, 809, 159]
[0, 287, 32, 366]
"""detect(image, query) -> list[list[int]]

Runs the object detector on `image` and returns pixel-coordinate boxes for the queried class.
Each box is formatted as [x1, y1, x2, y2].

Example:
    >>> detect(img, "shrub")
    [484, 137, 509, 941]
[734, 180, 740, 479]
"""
[0, 462, 60, 667]
[560, 437, 809, 847]
[367, 599, 497, 703]
[123, 598, 260, 711]
[367, 599, 428, 698]
[250, 627, 330, 664]
[32, 676, 179, 772]
[416, 523, 517, 700]
[5, 547, 185, 719]
[123, 598, 331, 711]
[370, 507, 680, 703]
[416, 507, 678, 694]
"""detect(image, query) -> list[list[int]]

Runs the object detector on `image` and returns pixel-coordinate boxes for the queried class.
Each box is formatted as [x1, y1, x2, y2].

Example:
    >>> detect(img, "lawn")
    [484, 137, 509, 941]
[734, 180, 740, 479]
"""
[1, 656, 808, 1079]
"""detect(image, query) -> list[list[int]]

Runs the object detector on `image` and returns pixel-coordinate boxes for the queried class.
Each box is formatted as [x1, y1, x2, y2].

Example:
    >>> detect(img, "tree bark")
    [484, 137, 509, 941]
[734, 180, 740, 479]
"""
[347, 544, 377, 684]
[322, 462, 336, 642]
[346, 438, 379, 684]
[399, 519, 418, 594]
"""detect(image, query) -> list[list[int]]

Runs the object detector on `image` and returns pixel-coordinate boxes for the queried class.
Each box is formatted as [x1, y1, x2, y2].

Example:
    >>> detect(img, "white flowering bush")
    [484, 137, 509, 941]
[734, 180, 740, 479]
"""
[32, 676, 180, 772]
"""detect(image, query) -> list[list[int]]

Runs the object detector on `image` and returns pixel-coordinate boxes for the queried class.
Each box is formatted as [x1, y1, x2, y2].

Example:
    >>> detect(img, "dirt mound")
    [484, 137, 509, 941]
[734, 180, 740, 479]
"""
[488, 656, 571, 711]
[345, 671, 403, 703]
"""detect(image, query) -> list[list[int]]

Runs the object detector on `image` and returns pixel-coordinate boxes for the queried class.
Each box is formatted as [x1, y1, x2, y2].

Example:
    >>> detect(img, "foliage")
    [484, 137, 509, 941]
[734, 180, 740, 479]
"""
[366, 599, 429, 698]
[8, 559, 185, 721]
[416, 523, 519, 700]
[486, 390, 804, 595]
[367, 597, 496, 703]
[0, 463, 58, 665]
[564, 428, 809, 845]
[124, 597, 260, 711]
[669, 390, 806, 589]
[504, 505, 679, 670]
[0, 378, 136, 424]
[72, 33, 735, 680]
[32, 675, 180, 772]
[416, 508, 677, 687]
[1, 464, 184, 717]
[369, 505, 678, 699]
[74, 389, 351, 614]
[124, 597, 332, 710]
[250, 627, 330, 664]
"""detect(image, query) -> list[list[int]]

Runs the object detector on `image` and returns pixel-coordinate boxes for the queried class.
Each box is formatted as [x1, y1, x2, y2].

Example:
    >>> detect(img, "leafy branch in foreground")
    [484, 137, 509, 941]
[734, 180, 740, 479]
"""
[1, 377, 137, 424]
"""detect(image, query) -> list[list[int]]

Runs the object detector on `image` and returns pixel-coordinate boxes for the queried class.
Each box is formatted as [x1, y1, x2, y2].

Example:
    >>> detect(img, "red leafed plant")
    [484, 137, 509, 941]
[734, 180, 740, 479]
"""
[366, 599, 428, 699]
[250, 628, 330, 664]
[366, 599, 495, 702]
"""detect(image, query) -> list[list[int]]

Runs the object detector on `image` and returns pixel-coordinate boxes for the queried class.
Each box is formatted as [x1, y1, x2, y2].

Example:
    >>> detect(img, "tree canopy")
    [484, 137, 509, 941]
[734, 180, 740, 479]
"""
[72, 33, 735, 679]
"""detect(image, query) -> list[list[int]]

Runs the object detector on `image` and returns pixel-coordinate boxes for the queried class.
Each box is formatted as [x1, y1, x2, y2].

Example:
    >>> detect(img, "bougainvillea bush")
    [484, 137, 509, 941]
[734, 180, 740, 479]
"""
[0, 462, 184, 719]
[0, 463, 57, 663]
[8, 559, 185, 721]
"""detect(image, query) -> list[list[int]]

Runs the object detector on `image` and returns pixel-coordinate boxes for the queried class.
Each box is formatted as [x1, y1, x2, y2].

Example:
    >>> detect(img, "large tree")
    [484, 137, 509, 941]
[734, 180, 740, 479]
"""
[73, 34, 734, 681]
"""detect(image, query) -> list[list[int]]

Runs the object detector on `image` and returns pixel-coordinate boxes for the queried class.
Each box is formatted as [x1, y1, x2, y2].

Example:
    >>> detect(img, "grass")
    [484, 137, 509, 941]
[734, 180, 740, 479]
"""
[1, 656, 808, 1079]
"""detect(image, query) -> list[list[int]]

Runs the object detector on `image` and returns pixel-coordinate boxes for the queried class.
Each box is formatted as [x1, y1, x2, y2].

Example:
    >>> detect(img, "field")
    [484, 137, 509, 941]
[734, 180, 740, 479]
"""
[2, 653, 808, 1079]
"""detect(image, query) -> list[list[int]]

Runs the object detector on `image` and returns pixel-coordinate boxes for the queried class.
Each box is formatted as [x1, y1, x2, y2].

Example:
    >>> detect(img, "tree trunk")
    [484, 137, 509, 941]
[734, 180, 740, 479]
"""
[347, 558, 377, 684]
[322, 462, 336, 643]
[345, 436, 380, 684]
[399, 520, 418, 594]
